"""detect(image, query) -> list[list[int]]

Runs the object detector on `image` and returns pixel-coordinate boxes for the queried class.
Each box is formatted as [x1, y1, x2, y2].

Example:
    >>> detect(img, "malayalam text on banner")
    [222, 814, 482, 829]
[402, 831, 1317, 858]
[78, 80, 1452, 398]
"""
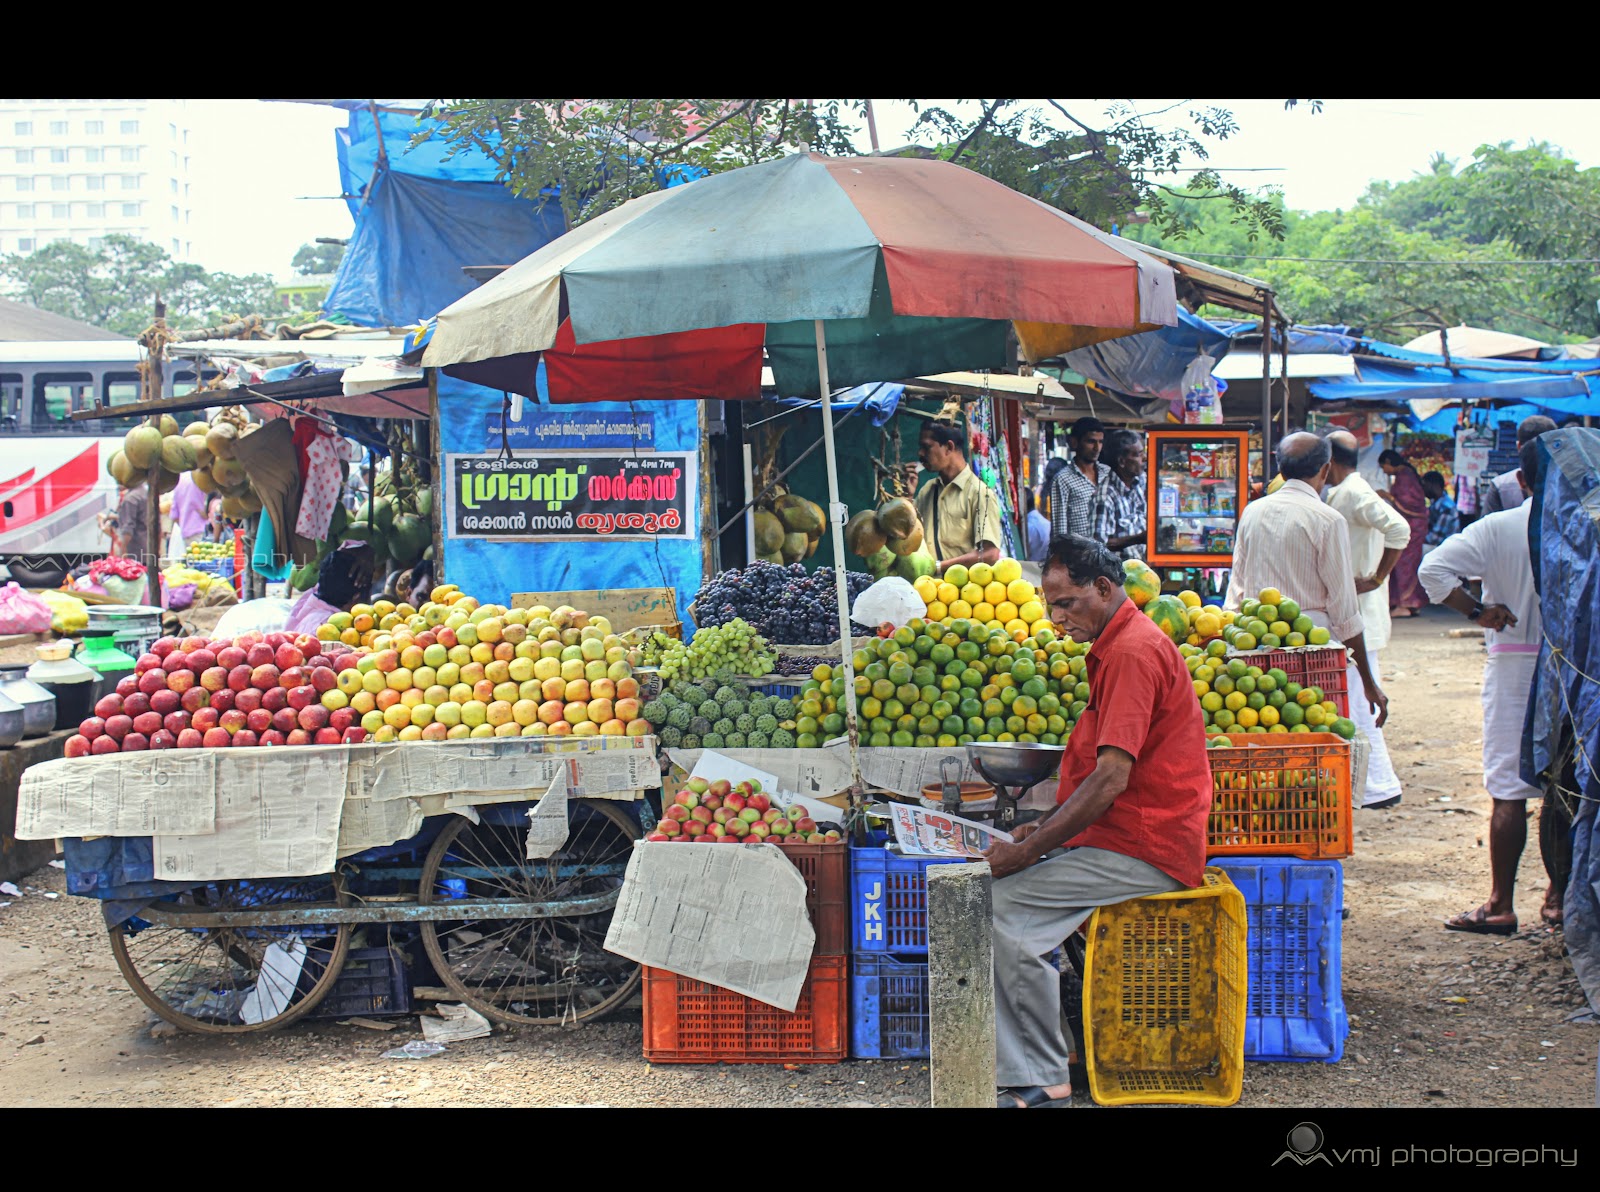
[445, 451, 696, 541]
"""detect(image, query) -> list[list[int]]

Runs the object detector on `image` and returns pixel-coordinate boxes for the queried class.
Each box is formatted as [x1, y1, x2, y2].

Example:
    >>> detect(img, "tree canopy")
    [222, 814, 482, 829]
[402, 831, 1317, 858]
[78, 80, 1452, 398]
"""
[1123, 140, 1600, 341]
[415, 98, 1321, 241]
[0, 234, 284, 336]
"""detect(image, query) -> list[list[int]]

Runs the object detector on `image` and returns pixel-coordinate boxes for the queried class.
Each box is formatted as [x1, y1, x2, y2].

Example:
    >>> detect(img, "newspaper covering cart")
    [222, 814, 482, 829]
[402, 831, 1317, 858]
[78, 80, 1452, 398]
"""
[15, 734, 659, 1034]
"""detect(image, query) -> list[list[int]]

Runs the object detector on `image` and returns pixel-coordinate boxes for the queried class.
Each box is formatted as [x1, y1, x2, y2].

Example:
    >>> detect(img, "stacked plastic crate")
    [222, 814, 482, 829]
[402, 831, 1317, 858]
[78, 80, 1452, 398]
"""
[847, 841, 964, 1059]
[1205, 733, 1351, 1063]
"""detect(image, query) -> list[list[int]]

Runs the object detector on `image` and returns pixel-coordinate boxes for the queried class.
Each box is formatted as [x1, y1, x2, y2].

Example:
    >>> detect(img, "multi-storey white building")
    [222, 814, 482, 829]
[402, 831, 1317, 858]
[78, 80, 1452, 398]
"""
[0, 99, 193, 259]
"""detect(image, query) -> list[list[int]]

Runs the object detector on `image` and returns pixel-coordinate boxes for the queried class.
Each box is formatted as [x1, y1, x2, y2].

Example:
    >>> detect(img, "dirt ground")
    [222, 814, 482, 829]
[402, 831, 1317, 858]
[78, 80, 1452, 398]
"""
[0, 608, 1593, 1108]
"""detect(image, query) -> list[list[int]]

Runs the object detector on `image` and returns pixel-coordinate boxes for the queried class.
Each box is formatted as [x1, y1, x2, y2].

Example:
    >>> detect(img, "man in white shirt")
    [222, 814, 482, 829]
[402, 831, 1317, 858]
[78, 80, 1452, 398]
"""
[1225, 433, 1389, 727]
[1323, 430, 1411, 808]
[1420, 438, 1558, 934]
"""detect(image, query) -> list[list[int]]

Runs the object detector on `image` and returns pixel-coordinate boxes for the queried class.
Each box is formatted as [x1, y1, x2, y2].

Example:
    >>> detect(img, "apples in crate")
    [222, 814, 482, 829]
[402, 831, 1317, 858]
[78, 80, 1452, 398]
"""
[648, 775, 843, 845]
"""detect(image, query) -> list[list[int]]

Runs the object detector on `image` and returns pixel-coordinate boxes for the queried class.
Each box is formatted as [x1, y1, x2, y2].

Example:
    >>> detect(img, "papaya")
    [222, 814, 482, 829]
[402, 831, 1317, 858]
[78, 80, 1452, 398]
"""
[160, 434, 197, 474]
[1122, 558, 1161, 609]
[844, 510, 886, 558]
[877, 496, 918, 540]
[754, 510, 785, 556]
[1144, 594, 1190, 642]
[123, 424, 162, 471]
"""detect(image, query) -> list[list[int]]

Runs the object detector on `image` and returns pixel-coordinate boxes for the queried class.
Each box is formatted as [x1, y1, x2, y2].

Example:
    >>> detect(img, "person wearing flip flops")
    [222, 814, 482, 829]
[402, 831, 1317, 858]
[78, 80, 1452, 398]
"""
[1420, 436, 1561, 935]
[982, 535, 1212, 1108]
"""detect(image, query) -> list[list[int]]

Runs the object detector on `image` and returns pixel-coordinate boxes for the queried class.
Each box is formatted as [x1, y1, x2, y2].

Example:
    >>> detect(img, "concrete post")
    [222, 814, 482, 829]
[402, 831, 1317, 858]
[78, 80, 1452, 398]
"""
[927, 861, 995, 1108]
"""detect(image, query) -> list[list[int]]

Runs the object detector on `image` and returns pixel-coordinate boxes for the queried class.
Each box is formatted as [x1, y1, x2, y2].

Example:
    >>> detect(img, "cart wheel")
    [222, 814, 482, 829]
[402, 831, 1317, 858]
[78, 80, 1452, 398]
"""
[108, 877, 352, 1034]
[418, 799, 641, 1027]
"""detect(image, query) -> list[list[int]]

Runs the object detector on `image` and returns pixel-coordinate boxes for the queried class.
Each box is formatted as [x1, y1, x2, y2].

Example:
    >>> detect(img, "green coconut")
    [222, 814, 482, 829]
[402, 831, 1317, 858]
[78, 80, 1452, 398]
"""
[343, 519, 375, 542]
[191, 466, 218, 495]
[205, 422, 238, 461]
[187, 434, 212, 469]
[802, 498, 826, 535]
[390, 512, 430, 562]
[123, 424, 162, 471]
[877, 497, 918, 540]
[158, 414, 181, 439]
[183, 420, 210, 438]
[754, 510, 785, 555]
[888, 521, 925, 556]
[108, 450, 138, 488]
[774, 493, 823, 536]
[865, 545, 896, 579]
[758, 550, 785, 564]
[844, 510, 886, 558]
[211, 458, 248, 489]
[160, 434, 197, 474]
[780, 530, 810, 563]
[892, 550, 938, 582]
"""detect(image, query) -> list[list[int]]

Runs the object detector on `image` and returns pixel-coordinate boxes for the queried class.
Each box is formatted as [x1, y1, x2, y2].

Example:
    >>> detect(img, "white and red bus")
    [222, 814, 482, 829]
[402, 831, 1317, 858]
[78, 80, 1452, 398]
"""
[0, 341, 217, 586]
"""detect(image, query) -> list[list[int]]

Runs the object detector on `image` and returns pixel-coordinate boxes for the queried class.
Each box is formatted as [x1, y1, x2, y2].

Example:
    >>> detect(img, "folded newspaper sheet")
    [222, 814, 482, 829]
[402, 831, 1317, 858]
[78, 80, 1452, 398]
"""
[888, 803, 1012, 859]
[665, 743, 981, 802]
[18, 736, 657, 880]
[603, 841, 815, 1012]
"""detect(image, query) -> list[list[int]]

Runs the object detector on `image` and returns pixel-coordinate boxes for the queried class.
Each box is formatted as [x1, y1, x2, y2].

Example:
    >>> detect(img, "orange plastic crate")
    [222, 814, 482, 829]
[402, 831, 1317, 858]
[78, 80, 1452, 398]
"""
[1206, 733, 1353, 859]
[642, 954, 848, 1064]
[1248, 646, 1351, 717]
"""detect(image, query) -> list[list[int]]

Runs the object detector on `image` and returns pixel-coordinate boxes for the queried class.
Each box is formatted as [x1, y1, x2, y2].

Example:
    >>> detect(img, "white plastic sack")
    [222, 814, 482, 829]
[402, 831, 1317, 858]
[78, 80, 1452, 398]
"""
[851, 577, 925, 630]
[211, 597, 295, 640]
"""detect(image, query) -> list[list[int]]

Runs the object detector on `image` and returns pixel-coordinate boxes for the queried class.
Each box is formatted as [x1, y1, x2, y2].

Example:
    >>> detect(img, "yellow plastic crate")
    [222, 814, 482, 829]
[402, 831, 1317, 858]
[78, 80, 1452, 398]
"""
[1082, 868, 1247, 1107]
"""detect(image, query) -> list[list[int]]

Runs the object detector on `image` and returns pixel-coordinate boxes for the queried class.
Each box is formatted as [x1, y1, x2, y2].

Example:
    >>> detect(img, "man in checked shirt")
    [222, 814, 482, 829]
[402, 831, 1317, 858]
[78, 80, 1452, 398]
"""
[1049, 417, 1110, 542]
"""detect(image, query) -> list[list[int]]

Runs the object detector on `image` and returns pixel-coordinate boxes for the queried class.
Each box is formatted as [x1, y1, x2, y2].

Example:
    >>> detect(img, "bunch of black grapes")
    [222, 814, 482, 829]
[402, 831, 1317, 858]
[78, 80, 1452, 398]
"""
[695, 561, 874, 645]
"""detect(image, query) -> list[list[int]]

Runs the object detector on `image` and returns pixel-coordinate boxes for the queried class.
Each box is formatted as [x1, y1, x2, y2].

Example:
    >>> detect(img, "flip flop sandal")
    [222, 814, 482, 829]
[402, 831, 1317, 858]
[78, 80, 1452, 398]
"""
[1444, 907, 1518, 936]
[997, 1085, 1074, 1109]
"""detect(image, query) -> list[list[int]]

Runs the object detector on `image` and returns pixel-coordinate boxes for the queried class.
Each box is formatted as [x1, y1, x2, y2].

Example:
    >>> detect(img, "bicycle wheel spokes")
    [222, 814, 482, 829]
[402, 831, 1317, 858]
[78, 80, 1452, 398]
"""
[108, 877, 351, 1034]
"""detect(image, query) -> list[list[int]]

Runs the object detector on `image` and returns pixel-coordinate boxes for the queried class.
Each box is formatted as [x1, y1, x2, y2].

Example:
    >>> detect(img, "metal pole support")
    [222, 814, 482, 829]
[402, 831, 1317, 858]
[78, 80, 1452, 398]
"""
[927, 861, 996, 1108]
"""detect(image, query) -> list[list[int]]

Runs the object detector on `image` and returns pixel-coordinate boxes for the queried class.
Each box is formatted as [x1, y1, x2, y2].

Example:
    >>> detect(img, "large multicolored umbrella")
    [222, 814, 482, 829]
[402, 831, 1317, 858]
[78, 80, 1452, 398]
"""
[419, 151, 1177, 401]
[418, 151, 1178, 792]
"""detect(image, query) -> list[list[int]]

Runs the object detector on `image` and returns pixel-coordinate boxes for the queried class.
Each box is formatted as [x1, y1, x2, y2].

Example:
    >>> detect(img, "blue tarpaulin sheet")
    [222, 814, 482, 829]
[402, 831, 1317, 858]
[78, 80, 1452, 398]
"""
[1063, 307, 1231, 401]
[774, 382, 903, 426]
[1309, 360, 1594, 406]
[1525, 428, 1600, 1017]
[324, 169, 567, 330]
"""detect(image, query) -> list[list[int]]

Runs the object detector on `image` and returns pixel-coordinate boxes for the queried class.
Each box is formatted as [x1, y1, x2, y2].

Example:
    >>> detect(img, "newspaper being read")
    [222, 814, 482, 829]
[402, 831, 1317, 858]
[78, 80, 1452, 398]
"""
[603, 841, 814, 1012]
[889, 803, 1012, 859]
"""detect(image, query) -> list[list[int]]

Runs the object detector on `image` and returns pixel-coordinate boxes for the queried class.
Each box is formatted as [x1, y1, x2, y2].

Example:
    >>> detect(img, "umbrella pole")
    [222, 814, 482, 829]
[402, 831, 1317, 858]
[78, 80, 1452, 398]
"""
[813, 320, 863, 805]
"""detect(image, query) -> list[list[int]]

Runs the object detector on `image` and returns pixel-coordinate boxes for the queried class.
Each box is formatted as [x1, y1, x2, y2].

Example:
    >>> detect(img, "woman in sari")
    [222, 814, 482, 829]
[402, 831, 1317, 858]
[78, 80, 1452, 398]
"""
[1378, 449, 1429, 616]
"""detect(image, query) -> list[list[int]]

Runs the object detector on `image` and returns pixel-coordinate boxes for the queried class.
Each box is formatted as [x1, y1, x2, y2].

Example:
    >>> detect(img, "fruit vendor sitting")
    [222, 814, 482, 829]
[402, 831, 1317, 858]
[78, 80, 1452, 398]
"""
[983, 534, 1211, 1109]
[285, 543, 376, 636]
[908, 421, 1002, 576]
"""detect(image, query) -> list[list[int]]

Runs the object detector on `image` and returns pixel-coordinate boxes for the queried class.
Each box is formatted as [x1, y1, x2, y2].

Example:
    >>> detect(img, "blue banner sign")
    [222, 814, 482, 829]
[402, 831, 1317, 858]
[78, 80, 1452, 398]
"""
[485, 409, 656, 451]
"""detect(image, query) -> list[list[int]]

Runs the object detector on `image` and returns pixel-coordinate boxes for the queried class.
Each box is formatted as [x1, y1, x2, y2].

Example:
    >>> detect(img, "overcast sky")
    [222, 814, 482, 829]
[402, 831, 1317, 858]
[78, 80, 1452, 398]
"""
[186, 99, 1600, 278]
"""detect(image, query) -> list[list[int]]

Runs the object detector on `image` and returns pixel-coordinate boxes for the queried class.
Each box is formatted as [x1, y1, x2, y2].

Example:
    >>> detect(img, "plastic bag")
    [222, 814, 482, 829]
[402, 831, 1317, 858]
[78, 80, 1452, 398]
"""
[0, 582, 52, 634]
[38, 589, 88, 635]
[850, 577, 926, 630]
[211, 598, 294, 640]
[166, 583, 198, 612]
[1180, 353, 1221, 425]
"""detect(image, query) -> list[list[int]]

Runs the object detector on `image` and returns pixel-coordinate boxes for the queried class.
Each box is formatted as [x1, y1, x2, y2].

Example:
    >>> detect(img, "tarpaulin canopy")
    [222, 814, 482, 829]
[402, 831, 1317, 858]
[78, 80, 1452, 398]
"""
[418, 151, 1179, 401]
[1524, 428, 1600, 1017]
[774, 382, 903, 426]
[1310, 359, 1595, 406]
[1061, 307, 1231, 402]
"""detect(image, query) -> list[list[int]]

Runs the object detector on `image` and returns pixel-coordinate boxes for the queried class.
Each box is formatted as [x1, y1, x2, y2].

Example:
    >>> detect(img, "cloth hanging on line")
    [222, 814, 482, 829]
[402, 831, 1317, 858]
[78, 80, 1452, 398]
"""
[296, 432, 363, 541]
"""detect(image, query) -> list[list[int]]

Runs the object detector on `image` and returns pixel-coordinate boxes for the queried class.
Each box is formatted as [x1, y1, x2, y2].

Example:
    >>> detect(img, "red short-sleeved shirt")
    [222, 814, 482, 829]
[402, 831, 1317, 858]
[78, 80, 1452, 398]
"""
[1056, 598, 1212, 888]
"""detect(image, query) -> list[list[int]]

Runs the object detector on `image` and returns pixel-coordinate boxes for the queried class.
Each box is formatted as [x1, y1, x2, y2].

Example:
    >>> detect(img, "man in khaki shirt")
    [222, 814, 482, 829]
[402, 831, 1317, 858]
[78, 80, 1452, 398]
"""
[908, 421, 1002, 575]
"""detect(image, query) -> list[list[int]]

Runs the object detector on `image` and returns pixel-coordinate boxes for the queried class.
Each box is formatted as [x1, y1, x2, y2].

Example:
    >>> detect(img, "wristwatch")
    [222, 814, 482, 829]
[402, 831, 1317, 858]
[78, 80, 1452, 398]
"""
[1466, 600, 1485, 621]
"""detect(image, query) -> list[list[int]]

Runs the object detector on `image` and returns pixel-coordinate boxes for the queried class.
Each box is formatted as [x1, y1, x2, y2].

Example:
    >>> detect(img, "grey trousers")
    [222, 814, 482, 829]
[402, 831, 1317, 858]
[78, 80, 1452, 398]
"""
[992, 846, 1186, 1088]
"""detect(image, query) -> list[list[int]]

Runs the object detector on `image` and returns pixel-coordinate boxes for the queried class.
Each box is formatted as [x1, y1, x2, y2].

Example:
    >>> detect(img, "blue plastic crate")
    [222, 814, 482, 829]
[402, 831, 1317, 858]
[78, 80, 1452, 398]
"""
[740, 678, 803, 700]
[187, 556, 235, 577]
[851, 844, 964, 955]
[850, 952, 930, 1059]
[1213, 857, 1347, 1063]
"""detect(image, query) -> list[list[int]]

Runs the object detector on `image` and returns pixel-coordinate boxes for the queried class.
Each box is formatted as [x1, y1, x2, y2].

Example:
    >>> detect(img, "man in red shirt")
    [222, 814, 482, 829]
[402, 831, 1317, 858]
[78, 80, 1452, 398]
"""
[984, 534, 1211, 1108]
